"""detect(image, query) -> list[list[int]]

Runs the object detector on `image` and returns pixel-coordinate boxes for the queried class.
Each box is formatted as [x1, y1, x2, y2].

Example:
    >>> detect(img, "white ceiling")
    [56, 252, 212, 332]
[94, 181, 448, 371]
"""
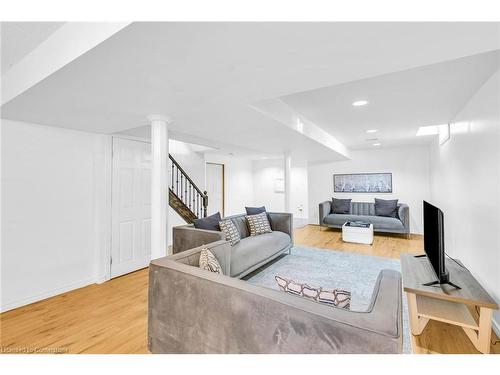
[280, 50, 500, 150]
[0, 22, 64, 74]
[1, 22, 500, 160]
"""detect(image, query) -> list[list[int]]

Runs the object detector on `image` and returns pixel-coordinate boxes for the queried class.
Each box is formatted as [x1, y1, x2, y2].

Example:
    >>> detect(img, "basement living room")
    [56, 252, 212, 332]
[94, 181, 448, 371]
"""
[1, 14, 500, 369]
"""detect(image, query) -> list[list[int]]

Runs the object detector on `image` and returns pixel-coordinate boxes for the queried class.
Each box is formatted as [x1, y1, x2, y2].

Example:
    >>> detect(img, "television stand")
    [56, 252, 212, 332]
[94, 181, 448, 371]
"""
[422, 280, 461, 289]
[401, 254, 498, 354]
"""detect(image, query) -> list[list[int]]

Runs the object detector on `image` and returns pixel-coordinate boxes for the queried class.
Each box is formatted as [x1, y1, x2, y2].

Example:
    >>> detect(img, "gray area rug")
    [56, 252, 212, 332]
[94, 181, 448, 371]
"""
[246, 246, 411, 354]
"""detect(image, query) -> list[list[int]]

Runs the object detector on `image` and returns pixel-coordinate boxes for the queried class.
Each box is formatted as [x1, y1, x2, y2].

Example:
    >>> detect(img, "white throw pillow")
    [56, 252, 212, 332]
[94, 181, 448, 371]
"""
[199, 248, 222, 274]
[246, 212, 272, 236]
[275, 275, 351, 309]
[218, 219, 241, 246]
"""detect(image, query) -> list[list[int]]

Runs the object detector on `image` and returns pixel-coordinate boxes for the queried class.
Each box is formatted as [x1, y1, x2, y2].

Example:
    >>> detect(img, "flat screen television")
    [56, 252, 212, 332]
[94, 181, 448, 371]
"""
[422, 201, 459, 288]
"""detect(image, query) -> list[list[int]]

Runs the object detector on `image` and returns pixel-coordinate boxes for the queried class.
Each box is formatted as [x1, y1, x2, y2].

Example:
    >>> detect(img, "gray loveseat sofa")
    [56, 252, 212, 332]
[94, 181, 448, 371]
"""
[148, 240, 403, 353]
[173, 212, 293, 279]
[319, 201, 410, 235]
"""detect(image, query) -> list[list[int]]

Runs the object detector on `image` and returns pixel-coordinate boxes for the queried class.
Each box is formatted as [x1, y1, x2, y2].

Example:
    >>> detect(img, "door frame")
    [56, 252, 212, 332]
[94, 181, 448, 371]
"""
[97, 135, 152, 284]
[110, 135, 151, 281]
[206, 162, 225, 217]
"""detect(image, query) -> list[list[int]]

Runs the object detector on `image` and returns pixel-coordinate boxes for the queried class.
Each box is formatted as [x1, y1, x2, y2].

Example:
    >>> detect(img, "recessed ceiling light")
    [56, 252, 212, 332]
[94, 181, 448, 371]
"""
[366, 129, 378, 133]
[372, 143, 381, 147]
[352, 100, 368, 107]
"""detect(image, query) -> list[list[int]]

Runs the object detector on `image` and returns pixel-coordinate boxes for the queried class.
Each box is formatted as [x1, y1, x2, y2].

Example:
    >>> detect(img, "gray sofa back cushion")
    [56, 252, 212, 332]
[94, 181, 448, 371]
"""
[350, 202, 376, 216]
[226, 214, 250, 239]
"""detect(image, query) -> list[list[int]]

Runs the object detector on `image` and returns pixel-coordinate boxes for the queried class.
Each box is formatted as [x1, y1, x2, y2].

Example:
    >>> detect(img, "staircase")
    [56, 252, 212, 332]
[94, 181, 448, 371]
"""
[169, 154, 208, 223]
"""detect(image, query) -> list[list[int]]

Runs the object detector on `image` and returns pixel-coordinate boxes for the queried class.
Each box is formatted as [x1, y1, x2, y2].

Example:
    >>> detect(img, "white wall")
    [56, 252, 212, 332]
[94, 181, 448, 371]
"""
[290, 158, 309, 226]
[252, 159, 285, 213]
[204, 154, 254, 216]
[429, 69, 500, 332]
[1, 119, 108, 311]
[252, 158, 309, 227]
[308, 147, 431, 234]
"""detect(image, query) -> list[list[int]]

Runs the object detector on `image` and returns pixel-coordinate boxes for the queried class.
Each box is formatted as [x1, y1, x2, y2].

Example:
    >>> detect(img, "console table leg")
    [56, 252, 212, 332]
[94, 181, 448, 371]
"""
[477, 307, 492, 354]
[462, 307, 492, 354]
[407, 292, 429, 335]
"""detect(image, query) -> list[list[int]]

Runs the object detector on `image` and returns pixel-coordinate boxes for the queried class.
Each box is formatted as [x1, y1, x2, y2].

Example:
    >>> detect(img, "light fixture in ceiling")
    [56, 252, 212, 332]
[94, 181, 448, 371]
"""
[352, 100, 369, 107]
[366, 129, 378, 133]
[372, 142, 381, 147]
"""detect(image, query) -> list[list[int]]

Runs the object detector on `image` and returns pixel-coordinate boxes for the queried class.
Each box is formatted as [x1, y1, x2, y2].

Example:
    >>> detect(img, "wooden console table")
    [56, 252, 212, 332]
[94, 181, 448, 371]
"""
[401, 254, 498, 354]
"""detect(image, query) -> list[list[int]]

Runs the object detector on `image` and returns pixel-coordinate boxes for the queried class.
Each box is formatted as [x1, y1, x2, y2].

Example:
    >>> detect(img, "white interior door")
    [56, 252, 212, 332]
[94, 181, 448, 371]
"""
[206, 163, 224, 216]
[111, 137, 152, 278]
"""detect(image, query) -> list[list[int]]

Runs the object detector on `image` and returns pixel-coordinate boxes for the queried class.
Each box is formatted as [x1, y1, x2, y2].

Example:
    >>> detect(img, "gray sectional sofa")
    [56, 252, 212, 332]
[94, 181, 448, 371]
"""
[319, 201, 410, 235]
[148, 240, 403, 354]
[173, 212, 293, 278]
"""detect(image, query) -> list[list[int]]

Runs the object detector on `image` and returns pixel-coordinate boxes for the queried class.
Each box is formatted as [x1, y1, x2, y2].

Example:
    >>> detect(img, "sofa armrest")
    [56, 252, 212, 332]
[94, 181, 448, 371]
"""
[268, 212, 293, 241]
[319, 201, 332, 225]
[173, 225, 225, 254]
[397, 204, 410, 234]
[148, 263, 403, 353]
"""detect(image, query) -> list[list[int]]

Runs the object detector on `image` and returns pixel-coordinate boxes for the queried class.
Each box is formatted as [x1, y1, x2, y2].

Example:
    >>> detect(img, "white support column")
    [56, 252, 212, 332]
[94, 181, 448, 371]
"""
[149, 114, 170, 260]
[284, 151, 292, 213]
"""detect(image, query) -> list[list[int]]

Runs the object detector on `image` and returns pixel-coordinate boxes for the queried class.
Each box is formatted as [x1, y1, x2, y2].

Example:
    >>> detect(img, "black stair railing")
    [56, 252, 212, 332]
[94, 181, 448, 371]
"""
[169, 154, 208, 219]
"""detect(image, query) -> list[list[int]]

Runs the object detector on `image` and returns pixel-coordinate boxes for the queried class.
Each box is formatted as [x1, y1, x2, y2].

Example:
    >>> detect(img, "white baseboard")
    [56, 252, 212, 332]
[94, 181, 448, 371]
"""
[0, 277, 96, 313]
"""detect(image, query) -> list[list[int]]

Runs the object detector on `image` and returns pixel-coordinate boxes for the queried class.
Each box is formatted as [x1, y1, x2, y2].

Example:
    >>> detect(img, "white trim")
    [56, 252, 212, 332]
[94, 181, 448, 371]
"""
[0, 277, 96, 313]
[102, 136, 113, 282]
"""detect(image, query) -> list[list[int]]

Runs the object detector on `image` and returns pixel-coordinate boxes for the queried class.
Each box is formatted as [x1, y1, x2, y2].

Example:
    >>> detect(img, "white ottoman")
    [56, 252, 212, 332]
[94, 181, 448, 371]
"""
[342, 222, 374, 245]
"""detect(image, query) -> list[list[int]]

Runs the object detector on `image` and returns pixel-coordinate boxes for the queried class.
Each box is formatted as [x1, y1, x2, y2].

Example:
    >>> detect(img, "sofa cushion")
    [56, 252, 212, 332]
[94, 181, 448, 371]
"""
[198, 248, 222, 274]
[246, 212, 272, 236]
[331, 198, 351, 214]
[193, 212, 221, 231]
[374, 198, 398, 218]
[275, 275, 351, 309]
[219, 219, 241, 246]
[245, 206, 266, 215]
[228, 215, 250, 239]
[230, 231, 290, 277]
[324, 214, 404, 231]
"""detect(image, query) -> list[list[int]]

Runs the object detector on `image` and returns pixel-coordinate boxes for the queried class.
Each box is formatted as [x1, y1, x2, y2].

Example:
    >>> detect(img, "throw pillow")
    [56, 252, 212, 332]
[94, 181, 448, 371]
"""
[374, 198, 398, 218]
[331, 198, 351, 214]
[246, 212, 272, 236]
[219, 219, 241, 246]
[275, 275, 351, 310]
[245, 206, 267, 215]
[193, 212, 222, 231]
[199, 248, 222, 274]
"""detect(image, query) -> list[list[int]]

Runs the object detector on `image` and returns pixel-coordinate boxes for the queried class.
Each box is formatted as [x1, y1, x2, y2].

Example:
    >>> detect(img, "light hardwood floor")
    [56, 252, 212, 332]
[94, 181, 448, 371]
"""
[1, 225, 498, 354]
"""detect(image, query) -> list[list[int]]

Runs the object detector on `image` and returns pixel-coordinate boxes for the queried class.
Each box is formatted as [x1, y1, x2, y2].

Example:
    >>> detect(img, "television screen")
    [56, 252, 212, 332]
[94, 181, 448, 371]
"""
[423, 200, 446, 281]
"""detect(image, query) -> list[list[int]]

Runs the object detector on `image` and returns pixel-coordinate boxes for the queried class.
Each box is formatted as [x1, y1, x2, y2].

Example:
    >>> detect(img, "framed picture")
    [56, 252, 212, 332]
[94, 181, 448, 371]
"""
[333, 173, 393, 193]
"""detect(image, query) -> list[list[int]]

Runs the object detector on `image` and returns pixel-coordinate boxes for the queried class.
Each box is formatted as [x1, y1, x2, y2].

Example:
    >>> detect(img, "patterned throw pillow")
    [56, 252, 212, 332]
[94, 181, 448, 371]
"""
[275, 275, 351, 310]
[219, 219, 241, 246]
[199, 248, 222, 274]
[246, 212, 272, 236]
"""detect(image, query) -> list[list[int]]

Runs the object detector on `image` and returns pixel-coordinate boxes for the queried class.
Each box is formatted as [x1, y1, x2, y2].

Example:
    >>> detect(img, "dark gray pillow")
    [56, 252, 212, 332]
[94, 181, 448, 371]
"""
[374, 198, 398, 218]
[193, 212, 222, 231]
[245, 206, 266, 215]
[331, 198, 351, 214]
